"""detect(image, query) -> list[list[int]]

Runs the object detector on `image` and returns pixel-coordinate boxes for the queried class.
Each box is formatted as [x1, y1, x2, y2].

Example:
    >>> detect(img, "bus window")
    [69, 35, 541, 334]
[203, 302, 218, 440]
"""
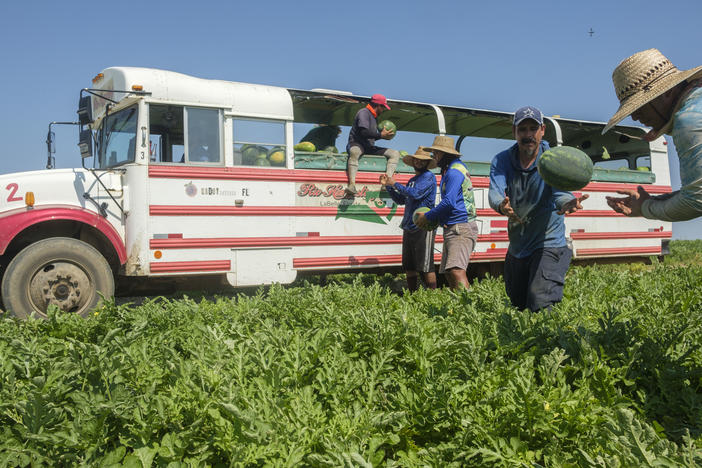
[233, 119, 286, 167]
[185, 107, 222, 164]
[635, 155, 651, 171]
[149, 105, 184, 163]
[594, 158, 632, 170]
[97, 105, 138, 169]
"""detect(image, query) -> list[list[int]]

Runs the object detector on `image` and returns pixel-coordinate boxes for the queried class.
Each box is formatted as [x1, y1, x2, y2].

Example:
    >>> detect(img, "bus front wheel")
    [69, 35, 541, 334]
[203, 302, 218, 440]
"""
[1, 237, 114, 319]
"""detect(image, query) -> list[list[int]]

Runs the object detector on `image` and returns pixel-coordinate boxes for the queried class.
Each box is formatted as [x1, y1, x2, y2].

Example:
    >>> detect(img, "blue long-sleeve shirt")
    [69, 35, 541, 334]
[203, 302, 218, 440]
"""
[385, 170, 437, 230]
[424, 159, 477, 226]
[488, 141, 575, 258]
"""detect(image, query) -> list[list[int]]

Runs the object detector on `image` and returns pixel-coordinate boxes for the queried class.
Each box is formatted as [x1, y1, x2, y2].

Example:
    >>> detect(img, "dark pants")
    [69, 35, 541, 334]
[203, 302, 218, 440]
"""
[504, 246, 572, 312]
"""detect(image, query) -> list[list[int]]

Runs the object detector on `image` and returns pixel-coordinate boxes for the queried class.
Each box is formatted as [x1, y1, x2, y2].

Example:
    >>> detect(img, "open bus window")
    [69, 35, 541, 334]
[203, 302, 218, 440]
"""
[635, 155, 651, 171]
[594, 158, 632, 170]
[233, 118, 286, 167]
[97, 105, 138, 169]
[148, 105, 184, 163]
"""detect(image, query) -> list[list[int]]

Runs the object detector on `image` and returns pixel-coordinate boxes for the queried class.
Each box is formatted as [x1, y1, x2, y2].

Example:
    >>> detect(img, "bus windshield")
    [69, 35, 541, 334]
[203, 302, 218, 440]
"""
[97, 105, 138, 169]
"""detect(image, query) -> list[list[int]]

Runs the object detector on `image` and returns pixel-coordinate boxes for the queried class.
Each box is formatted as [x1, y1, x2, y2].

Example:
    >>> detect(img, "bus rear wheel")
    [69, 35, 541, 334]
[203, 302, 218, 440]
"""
[1, 238, 114, 319]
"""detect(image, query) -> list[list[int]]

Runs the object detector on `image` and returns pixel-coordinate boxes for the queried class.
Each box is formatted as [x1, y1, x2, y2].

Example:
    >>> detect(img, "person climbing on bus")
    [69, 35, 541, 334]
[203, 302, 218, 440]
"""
[603, 48, 702, 222]
[346, 94, 400, 195]
[380, 147, 438, 292]
[414, 136, 478, 290]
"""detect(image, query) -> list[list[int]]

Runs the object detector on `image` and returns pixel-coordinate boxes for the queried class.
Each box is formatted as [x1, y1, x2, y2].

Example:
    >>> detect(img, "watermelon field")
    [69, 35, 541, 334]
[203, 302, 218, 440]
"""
[2, 240, 702, 467]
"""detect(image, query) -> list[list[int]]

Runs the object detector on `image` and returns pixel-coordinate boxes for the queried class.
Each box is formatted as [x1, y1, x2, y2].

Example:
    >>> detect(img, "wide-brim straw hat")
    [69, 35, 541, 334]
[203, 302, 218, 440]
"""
[423, 135, 461, 157]
[402, 146, 437, 169]
[603, 48, 702, 134]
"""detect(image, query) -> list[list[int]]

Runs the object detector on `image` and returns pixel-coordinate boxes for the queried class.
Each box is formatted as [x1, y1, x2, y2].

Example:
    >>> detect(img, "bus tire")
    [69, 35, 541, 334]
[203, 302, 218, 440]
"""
[1, 237, 114, 319]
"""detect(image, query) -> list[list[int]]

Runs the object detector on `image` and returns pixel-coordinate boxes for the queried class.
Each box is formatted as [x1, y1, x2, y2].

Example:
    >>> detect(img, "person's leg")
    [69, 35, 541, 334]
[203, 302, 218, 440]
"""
[422, 271, 437, 289]
[445, 268, 469, 289]
[383, 148, 401, 177]
[439, 223, 475, 290]
[526, 247, 572, 311]
[346, 145, 363, 193]
[504, 253, 529, 310]
[401, 230, 417, 291]
[406, 271, 419, 292]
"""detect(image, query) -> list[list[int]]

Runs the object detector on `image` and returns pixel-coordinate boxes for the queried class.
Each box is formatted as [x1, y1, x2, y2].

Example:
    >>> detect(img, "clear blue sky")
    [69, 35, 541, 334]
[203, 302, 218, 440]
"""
[1, 0, 700, 239]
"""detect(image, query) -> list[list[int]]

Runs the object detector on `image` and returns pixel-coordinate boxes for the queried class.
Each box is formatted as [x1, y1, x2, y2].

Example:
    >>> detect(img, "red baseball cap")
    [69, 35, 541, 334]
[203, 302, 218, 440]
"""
[370, 94, 391, 110]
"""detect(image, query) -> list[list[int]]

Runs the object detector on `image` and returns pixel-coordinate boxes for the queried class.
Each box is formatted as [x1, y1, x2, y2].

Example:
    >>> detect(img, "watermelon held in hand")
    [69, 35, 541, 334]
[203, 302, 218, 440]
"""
[537, 146, 593, 191]
[412, 207, 438, 231]
[378, 120, 396, 139]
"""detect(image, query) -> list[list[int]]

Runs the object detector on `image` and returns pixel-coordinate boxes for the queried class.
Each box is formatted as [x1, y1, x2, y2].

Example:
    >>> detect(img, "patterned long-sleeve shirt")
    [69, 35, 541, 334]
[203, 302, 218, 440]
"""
[642, 85, 702, 221]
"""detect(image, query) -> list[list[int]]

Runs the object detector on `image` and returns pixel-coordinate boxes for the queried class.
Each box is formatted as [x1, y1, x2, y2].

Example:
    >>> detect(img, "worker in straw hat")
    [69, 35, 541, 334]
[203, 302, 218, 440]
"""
[415, 136, 479, 290]
[488, 106, 588, 312]
[380, 147, 438, 291]
[603, 48, 702, 221]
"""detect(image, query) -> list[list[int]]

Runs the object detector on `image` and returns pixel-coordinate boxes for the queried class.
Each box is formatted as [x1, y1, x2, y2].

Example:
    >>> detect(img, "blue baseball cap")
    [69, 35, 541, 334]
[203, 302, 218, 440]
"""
[513, 106, 544, 126]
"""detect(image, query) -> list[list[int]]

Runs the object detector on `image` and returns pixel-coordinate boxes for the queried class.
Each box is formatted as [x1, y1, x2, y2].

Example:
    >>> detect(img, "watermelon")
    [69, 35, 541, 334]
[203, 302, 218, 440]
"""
[294, 141, 316, 152]
[537, 146, 593, 191]
[399, 150, 409, 157]
[412, 207, 438, 231]
[322, 146, 338, 153]
[269, 150, 285, 166]
[242, 145, 266, 165]
[378, 120, 396, 139]
[254, 157, 271, 166]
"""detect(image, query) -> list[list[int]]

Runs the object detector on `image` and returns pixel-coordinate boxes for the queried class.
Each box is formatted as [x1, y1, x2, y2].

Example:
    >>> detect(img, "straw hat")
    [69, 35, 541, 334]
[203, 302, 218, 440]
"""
[403, 146, 437, 169]
[603, 48, 702, 134]
[423, 135, 461, 157]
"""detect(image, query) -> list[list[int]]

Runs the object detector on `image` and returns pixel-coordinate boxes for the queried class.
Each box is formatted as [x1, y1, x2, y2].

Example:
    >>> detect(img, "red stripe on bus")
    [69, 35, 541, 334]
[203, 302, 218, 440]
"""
[582, 181, 671, 194]
[292, 248, 508, 268]
[148, 166, 671, 193]
[149, 233, 510, 249]
[576, 246, 662, 256]
[570, 231, 672, 240]
[149, 205, 626, 218]
[150, 260, 231, 273]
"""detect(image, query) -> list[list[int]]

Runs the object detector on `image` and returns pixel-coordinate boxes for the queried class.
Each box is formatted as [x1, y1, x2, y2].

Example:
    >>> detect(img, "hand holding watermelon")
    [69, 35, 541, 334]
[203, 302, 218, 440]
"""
[412, 207, 438, 231]
[378, 120, 396, 140]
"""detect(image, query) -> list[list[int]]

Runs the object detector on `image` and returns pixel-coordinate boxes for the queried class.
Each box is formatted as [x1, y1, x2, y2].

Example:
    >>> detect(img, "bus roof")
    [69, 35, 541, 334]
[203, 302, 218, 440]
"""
[94, 67, 651, 159]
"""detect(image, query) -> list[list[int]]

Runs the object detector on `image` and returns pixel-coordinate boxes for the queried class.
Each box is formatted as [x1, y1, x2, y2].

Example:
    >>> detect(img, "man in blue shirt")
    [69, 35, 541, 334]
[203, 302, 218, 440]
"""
[603, 49, 702, 221]
[488, 106, 588, 311]
[381, 147, 437, 291]
[415, 136, 479, 290]
[346, 94, 400, 195]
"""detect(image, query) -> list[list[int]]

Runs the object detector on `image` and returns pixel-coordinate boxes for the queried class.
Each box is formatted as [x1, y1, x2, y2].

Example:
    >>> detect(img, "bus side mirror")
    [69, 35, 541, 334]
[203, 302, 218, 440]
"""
[46, 131, 56, 154]
[78, 129, 93, 158]
[77, 96, 93, 126]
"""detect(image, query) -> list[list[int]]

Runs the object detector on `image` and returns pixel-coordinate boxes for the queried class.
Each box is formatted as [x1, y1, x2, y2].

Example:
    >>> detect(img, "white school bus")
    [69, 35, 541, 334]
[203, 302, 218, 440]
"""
[0, 67, 672, 317]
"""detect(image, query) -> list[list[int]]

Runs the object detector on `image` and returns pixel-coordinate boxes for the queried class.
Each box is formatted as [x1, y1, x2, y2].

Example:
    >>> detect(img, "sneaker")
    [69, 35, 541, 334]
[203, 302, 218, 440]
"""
[345, 184, 358, 195]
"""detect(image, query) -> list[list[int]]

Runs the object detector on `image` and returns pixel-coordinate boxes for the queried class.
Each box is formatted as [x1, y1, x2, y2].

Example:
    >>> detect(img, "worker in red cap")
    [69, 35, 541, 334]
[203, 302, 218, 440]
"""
[345, 94, 400, 195]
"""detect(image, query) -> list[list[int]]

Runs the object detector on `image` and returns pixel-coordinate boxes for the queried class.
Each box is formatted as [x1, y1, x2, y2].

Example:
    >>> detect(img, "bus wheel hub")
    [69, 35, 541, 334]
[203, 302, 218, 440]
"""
[31, 264, 90, 312]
